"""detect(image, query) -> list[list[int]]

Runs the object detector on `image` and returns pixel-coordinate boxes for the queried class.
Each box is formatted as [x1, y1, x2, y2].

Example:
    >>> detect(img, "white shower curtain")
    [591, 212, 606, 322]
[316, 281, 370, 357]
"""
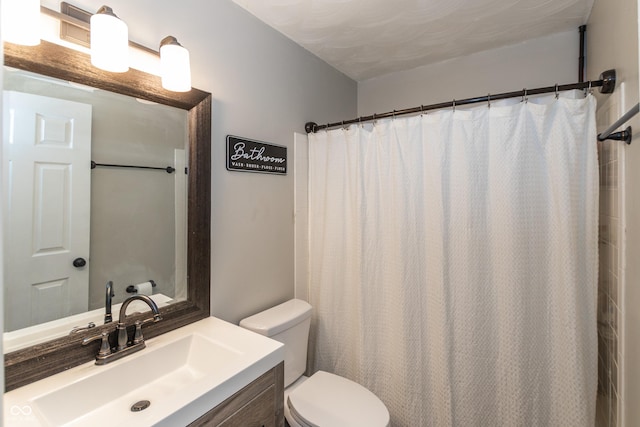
[308, 94, 598, 426]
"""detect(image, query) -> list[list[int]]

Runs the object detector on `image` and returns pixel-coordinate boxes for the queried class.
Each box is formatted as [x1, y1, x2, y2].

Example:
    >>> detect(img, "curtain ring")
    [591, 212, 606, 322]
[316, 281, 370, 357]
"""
[452, 99, 456, 112]
[358, 116, 362, 127]
[392, 109, 396, 119]
[555, 84, 559, 99]
[420, 105, 425, 115]
[588, 80, 593, 95]
[522, 88, 528, 103]
[487, 93, 491, 109]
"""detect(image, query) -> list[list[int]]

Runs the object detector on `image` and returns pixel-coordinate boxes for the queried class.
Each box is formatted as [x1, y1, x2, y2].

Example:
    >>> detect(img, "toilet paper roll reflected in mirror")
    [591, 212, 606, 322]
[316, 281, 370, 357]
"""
[126, 280, 156, 295]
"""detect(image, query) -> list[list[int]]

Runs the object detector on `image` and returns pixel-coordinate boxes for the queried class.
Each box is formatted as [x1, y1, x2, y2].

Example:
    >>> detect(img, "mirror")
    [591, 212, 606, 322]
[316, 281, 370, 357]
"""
[4, 40, 211, 391]
[3, 67, 189, 337]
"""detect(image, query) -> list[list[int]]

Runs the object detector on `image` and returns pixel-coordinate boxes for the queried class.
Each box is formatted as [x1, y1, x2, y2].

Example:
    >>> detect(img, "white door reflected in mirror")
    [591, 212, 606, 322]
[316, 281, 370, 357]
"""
[3, 91, 92, 331]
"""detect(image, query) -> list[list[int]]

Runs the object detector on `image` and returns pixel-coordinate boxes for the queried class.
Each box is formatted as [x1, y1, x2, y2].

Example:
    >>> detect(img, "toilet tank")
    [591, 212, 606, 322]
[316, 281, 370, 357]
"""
[239, 299, 312, 387]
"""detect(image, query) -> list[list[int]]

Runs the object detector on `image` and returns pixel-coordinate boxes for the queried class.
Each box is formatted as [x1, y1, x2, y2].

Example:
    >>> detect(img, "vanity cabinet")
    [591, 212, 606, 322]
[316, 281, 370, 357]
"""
[189, 362, 284, 427]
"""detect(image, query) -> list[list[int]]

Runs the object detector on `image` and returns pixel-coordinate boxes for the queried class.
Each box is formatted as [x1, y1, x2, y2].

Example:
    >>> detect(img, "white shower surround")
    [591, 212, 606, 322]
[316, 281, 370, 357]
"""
[232, 0, 594, 80]
[307, 94, 599, 426]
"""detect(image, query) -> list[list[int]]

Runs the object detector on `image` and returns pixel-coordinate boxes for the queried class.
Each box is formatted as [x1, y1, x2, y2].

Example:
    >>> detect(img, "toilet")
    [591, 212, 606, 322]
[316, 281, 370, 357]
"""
[240, 299, 390, 427]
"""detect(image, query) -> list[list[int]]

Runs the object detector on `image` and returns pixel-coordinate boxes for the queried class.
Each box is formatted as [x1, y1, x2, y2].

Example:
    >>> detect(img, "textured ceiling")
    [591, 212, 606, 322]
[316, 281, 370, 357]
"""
[232, 0, 594, 81]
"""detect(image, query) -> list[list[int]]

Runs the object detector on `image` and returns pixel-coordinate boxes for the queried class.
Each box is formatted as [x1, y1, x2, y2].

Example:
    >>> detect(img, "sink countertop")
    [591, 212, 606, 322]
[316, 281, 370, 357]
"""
[4, 316, 284, 427]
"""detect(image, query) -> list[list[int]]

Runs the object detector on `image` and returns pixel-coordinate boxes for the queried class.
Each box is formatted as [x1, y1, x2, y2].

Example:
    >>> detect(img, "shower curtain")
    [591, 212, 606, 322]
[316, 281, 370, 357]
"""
[308, 94, 598, 426]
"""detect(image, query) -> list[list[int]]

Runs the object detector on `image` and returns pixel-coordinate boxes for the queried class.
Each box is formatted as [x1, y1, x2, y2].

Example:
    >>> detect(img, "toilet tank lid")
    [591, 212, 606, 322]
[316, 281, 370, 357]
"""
[239, 299, 312, 337]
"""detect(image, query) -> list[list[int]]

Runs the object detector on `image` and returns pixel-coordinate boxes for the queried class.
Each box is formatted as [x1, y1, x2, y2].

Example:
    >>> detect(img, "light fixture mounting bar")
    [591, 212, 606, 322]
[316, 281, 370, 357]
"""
[58, 2, 90, 46]
[43, 3, 159, 57]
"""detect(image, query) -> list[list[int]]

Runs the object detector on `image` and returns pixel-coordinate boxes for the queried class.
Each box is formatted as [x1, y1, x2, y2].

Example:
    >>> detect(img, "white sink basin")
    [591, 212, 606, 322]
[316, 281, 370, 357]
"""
[4, 317, 284, 427]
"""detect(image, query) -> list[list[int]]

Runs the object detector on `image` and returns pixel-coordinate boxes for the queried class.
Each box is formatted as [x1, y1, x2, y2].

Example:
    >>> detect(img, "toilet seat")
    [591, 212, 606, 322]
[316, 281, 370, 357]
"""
[287, 371, 390, 427]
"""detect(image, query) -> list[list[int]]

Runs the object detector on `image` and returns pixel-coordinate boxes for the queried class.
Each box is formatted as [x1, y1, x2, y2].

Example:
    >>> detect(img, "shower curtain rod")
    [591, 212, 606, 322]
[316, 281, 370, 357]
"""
[305, 69, 629, 143]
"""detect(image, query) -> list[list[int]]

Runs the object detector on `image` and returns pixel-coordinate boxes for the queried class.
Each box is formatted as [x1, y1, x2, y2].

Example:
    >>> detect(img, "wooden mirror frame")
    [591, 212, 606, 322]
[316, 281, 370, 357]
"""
[3, 40, 211, 391]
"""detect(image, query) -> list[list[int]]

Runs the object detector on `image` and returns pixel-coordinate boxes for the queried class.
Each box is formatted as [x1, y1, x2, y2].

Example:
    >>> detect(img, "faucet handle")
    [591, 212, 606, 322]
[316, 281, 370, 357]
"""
[132, 315, 163, 345]
[142, 313, 163, 324]
[82, 331, 112, 358]
[133, 321, 144, 345]
[69, 322, 96, 335]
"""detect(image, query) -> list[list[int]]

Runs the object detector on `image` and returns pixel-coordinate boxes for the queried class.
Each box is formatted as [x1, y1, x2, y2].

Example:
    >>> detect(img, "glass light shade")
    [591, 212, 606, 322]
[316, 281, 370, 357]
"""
[2, 0, 41, 46]
[90, 7, 129, 73]
[160, 37, 192, 92]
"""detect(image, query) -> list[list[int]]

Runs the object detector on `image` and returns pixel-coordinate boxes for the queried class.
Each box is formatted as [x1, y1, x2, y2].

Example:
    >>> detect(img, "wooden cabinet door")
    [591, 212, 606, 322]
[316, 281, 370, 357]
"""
[189, 363, 284, 427]
[217, 385, 275, 427]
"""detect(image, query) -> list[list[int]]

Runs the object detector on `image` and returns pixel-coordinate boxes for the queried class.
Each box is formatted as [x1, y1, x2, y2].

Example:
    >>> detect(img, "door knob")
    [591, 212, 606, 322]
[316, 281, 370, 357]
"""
[73, 257, 87, 268]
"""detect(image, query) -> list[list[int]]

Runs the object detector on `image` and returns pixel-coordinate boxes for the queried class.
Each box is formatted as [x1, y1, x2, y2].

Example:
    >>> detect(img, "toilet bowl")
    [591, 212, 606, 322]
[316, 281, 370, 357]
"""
[240, 299, 390, 427]
[284, 371, 389, 427]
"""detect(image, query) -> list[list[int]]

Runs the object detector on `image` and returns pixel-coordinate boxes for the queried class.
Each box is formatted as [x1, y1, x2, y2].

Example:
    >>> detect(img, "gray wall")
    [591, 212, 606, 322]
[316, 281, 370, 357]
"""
[40, 0, 357, 324]
[358, 30, 578, 115]
[88, 93, 187, 308]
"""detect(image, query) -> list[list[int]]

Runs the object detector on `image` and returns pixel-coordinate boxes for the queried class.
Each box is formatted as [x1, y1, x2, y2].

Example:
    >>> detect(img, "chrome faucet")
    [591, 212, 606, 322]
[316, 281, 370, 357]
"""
[83, 294, 162, 365]
[104, 281, 114, 324]
[116, 294, 162, 351]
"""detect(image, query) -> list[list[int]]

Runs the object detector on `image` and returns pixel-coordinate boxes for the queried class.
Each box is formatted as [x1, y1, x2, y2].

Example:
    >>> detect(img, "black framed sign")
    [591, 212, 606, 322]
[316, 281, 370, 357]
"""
[226, 135, 287, 175]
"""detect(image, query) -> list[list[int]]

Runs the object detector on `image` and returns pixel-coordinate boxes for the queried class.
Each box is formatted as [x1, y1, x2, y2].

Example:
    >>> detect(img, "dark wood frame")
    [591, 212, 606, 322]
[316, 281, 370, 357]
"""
[3, 40, 212, 391]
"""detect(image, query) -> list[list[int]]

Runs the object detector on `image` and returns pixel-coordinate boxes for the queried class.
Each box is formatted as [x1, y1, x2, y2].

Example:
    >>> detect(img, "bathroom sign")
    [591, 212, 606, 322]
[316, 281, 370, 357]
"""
[226, 135, 287, 175]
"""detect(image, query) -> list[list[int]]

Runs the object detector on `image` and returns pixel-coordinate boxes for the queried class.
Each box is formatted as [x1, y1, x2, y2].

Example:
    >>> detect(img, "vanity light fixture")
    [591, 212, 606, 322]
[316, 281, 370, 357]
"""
[90, 5, 129, 73]
[1, 0, 41, 46]
[30, 3, 192, 91]
[160, 36, 192, 92]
